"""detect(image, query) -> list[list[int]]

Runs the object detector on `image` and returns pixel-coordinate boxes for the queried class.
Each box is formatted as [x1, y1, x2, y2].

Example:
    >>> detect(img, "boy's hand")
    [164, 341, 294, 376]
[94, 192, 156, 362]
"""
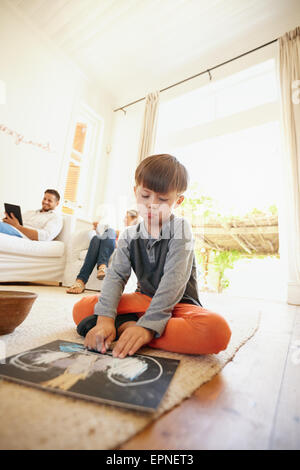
[113, 326, 154, 358]
[84, 317, 116, 354]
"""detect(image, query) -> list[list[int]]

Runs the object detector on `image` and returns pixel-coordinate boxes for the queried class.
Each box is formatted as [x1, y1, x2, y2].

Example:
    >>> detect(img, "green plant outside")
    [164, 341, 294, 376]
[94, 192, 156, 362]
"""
[177, 182, 278, 293]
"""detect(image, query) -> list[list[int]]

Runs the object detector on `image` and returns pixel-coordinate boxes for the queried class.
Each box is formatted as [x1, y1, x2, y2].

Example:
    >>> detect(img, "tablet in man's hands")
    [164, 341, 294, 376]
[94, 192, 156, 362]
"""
[4, 203, 23, 226]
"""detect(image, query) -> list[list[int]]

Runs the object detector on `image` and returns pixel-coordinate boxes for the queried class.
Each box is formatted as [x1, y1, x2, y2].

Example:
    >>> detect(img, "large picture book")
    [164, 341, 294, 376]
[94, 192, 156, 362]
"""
[0, 339, 180, 412]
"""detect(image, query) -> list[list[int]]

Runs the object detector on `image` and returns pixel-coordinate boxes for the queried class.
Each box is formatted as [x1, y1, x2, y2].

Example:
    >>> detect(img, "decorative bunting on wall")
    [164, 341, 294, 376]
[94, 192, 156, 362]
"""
[0, 124, 54, 152]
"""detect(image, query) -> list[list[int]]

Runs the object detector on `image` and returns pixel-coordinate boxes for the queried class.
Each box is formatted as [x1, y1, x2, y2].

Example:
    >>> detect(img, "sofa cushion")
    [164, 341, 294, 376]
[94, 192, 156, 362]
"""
[0, 233, 64, 258]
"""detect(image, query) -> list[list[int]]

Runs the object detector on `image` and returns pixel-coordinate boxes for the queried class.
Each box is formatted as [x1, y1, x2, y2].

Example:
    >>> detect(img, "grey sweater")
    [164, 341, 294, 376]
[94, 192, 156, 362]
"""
[94, 215, 202, 337]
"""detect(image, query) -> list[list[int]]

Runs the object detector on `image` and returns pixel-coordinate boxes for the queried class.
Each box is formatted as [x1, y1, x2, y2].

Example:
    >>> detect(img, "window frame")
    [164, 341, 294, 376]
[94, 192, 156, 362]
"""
[60, 102, 104, 221]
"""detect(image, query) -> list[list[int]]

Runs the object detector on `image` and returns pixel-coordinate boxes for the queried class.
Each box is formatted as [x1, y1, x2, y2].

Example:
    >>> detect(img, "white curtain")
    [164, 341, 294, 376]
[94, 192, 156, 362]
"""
[278, 27, 300, 305]
[137, 91, 160, 163]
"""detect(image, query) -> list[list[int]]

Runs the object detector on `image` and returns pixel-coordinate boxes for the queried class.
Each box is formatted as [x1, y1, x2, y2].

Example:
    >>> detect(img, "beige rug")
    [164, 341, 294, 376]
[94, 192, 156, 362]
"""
[0, 286, 260, 450]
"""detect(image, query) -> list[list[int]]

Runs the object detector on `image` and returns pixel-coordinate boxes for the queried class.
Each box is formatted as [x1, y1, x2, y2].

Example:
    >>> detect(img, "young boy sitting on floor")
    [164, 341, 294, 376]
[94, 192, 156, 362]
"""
[72, 154, 231, 358]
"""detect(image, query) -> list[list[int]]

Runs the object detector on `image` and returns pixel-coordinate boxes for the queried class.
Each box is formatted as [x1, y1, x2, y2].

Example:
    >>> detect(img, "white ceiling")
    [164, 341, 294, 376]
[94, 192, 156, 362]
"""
[7, 0, 300, 108]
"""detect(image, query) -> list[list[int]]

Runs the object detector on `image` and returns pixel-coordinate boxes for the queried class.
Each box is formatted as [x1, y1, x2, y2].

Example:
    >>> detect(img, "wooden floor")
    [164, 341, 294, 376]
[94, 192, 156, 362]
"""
[120, 293, 300, 450]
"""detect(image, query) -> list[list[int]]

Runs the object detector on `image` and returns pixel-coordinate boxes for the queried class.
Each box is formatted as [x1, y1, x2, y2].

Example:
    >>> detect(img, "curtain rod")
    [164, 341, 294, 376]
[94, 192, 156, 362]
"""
[113, 37, 278, 113]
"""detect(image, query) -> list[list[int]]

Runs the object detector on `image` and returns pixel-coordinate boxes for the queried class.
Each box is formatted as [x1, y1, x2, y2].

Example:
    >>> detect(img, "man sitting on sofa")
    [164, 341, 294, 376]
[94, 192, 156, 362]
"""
[0, 189, 63, 241]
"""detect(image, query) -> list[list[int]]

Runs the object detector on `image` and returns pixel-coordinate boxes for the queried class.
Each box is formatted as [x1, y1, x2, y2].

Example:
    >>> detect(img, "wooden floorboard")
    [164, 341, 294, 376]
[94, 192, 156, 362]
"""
[270, 306, 300, 450]
[120, 297, 298, 450]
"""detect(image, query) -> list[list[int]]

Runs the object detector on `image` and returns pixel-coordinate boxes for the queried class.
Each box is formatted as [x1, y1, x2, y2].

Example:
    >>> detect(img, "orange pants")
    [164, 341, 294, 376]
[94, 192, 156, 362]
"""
[73, 292, 231, 355]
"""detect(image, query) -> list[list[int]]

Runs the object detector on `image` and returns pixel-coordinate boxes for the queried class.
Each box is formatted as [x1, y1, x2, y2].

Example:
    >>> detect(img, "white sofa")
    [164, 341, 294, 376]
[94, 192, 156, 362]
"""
[0, 215, 74, 283]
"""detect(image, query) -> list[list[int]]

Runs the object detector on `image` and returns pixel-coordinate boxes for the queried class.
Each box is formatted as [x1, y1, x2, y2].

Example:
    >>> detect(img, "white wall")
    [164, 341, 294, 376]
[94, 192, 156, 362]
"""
[0, 2, 113, 219]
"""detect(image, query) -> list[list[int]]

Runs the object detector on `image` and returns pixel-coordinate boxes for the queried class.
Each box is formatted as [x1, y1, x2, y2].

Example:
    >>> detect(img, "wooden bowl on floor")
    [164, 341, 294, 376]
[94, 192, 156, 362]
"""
[0, 290, 38, 335]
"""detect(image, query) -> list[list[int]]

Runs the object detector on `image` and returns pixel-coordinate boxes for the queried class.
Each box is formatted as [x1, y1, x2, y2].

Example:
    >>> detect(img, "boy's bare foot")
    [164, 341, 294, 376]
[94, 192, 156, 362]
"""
[97, 264, 107, 280]
[66, 279, 85, 294]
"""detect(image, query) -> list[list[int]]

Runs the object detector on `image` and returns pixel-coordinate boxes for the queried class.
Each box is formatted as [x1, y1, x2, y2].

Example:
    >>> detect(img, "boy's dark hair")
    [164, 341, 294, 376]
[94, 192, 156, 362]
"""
[45, 189, 60, 201]
[135, 154, 188, 194]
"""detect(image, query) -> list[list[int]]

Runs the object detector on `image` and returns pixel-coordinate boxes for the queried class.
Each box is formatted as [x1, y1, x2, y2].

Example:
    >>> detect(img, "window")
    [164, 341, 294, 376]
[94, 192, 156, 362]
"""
[155, 58, 287, 301]
[155, 59, 281, 217]
[169, 121, 282, 216]
[62, 105, 102, 218]
[156, 59, 278, 137]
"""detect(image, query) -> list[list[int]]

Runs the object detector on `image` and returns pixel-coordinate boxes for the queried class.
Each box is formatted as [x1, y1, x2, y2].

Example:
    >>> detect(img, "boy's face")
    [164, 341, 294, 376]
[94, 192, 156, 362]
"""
[134, 185, 184, 226]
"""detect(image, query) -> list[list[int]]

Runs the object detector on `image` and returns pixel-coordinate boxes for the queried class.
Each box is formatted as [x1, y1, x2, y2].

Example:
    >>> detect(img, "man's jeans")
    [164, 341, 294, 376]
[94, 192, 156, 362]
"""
[0, 222, 23, 238]
[77, 228, 117, 284]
